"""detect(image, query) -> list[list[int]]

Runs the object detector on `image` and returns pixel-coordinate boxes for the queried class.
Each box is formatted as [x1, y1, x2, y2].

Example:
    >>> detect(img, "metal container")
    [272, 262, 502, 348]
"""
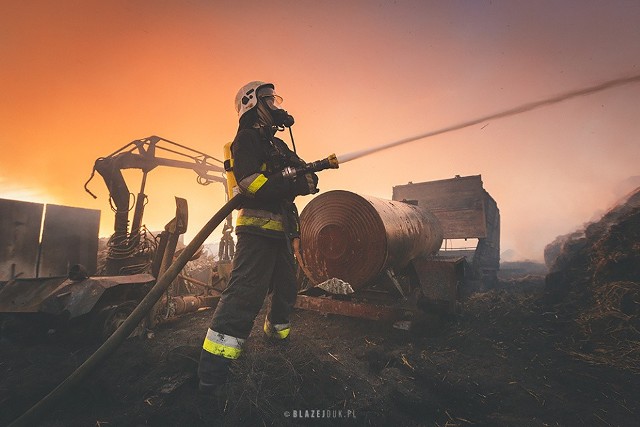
[300, 190, 443, 290]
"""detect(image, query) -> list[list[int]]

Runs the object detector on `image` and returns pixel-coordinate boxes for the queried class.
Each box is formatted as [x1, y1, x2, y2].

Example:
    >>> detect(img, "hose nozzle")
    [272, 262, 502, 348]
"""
[306, 153, 339, 173]
[282, 153, 340, 179]
[326, 153, 340, 169]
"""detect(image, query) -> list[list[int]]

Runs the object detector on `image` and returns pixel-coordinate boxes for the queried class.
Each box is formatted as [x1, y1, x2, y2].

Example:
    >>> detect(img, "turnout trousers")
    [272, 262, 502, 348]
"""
[198, 232, 298, 387]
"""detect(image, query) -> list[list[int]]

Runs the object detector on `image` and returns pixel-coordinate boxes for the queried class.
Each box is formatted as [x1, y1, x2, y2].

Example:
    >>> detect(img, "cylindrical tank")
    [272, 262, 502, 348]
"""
[300, 190, 443, 290]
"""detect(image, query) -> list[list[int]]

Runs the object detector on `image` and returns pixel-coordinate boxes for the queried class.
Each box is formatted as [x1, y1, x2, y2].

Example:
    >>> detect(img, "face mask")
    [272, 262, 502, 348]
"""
[258, 90, 295, 128]
[271, 108, 295, 127]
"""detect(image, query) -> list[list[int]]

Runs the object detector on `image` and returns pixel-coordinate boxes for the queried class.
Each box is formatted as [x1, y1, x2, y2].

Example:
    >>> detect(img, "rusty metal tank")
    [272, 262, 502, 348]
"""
[299, 190, 443, 290]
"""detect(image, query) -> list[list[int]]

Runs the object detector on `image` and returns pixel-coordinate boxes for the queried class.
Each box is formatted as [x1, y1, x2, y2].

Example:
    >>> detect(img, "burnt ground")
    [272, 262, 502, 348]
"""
[1, 270, 638, 427]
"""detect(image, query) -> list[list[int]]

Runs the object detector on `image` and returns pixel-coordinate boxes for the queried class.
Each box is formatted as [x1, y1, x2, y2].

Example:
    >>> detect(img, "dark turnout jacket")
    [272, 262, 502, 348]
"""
[230, 127, 305, 239]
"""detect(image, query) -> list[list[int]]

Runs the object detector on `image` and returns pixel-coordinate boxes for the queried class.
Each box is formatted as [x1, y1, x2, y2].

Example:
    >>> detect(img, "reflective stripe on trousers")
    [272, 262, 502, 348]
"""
[202, 328, 246, 359]
[264, 318, 291, 339]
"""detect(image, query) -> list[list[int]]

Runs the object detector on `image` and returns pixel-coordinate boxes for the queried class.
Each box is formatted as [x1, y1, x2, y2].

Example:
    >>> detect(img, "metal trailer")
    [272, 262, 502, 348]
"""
[294, 175, 499, 321]
[393, 175, 500, 285]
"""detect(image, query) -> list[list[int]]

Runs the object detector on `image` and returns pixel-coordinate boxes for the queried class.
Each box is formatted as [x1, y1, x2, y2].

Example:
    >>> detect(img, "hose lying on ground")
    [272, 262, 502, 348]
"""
[10, 194, 244, 427]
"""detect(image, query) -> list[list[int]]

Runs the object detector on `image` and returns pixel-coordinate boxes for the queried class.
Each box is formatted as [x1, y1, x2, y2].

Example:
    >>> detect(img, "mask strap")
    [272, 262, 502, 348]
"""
[289, 127, 297, 154]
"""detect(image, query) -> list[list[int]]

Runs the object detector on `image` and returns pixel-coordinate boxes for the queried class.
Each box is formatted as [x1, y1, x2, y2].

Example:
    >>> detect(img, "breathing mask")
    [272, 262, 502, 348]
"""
[271, 108, 295, 127]
[257, 87, 295, 128]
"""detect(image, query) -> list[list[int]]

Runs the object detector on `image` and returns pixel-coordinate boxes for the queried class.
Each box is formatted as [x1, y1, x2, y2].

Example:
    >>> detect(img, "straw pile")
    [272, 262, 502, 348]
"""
[544, 188, 640, 372]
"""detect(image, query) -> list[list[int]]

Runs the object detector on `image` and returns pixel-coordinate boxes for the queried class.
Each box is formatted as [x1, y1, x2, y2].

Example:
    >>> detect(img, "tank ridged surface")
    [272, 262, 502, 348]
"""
[300, 190, 443, 290]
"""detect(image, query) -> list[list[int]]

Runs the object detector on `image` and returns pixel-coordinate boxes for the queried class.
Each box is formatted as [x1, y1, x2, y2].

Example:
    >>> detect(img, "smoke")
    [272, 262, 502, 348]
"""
[336, 73, 640, 164]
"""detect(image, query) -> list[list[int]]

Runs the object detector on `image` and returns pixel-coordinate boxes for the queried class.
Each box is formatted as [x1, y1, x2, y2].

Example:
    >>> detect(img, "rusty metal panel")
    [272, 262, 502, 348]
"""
[0, 273, 154, 315]
[392, 175, 489, 239]
[0, 277, 67, 312]
[0, 198, 43, 281]
[39, 273, 155, 317]
[38, 204, 100, 277]
[412, 256, 465, 313]
[295, 295, 402, 321]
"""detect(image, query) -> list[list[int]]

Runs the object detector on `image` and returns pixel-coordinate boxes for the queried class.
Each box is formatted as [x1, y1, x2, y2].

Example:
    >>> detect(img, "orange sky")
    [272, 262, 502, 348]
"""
[1, 1, 639, 261]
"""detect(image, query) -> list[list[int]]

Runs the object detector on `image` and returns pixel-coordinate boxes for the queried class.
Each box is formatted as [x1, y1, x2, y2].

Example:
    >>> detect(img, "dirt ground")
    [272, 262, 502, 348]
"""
[2, 189, 639, 427]
[1, 269, 638, 427]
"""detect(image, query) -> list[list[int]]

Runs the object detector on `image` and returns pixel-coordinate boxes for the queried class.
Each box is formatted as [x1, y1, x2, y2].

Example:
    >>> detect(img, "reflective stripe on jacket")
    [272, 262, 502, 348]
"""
[237, 172, 268, 197]
[236, 208, 284, 232]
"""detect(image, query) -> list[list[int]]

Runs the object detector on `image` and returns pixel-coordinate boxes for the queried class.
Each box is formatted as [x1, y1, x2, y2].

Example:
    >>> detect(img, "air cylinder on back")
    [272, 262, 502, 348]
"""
[299, 190, 443, 290]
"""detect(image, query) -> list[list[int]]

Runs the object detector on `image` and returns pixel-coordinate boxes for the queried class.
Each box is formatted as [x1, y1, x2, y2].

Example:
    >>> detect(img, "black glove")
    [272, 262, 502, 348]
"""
[293, 172, 319, 196]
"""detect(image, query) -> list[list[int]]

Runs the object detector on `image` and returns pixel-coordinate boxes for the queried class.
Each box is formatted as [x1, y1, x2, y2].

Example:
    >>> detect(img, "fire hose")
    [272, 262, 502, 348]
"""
[9, 156, 340, 427]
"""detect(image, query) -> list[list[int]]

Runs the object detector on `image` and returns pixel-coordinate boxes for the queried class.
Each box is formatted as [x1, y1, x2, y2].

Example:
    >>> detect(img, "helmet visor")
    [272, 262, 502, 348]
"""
[257, 87, 284, 110]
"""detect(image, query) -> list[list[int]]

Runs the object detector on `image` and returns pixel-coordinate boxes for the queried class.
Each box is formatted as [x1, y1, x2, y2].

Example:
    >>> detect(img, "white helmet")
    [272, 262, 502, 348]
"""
[234, 81, 274, 119]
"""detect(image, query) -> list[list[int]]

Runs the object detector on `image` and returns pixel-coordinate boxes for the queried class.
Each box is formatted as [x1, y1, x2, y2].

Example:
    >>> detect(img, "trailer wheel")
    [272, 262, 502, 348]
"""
[93, 301, 148, 341]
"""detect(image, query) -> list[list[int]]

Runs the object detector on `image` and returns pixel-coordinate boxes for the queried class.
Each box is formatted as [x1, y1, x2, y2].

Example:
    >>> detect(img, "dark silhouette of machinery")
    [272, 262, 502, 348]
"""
[0, 136, 233, 340]
[84, 136, 228, 275]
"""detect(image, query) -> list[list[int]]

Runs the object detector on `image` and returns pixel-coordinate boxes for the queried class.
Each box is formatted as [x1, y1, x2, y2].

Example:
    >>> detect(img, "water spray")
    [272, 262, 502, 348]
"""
[274, 73, 640, 179]
[336, 73, 640, 165]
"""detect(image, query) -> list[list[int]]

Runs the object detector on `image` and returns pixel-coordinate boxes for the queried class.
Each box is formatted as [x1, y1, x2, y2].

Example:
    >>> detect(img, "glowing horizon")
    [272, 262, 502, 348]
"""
[2, 1, 640, 261]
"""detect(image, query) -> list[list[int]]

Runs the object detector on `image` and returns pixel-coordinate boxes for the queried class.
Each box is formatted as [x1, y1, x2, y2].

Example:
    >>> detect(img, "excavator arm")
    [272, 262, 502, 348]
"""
[84, 136, 229, 275]
[85, 136, 225, 234]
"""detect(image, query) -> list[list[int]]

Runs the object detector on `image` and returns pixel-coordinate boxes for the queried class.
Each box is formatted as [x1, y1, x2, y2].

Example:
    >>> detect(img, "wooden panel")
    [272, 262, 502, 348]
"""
[428, 209, 486, 239]
[0, 199, 43, 280]
[39, 204, 100, 277]
[411, 256, 465, 314]
[393, 175, 488, 238]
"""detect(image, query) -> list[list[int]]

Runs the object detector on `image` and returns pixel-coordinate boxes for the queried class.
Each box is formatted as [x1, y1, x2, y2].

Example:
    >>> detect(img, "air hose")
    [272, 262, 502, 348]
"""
[9, 194, 245, 427]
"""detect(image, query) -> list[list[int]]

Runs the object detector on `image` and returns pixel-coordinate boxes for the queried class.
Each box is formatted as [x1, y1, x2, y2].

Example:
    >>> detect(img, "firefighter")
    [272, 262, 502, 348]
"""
[198, 81, 318, 395]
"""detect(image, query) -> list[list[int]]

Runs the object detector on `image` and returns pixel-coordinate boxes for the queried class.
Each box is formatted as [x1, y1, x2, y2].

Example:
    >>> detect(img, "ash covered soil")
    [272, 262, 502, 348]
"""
[1, 276, 638, 427]
[2, 191, 639, 426]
